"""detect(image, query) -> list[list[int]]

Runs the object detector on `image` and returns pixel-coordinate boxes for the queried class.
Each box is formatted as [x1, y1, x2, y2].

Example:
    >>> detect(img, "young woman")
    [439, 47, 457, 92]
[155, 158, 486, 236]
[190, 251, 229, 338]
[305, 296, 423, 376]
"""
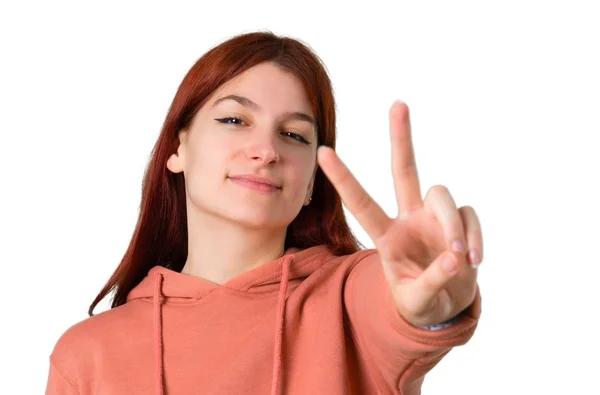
[45, 31, 483, 395]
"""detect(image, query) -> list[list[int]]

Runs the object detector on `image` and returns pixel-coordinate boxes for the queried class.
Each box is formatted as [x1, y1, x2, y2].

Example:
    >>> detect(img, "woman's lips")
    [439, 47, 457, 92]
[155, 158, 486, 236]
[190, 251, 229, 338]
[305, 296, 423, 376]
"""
[228, 177, 281, 193]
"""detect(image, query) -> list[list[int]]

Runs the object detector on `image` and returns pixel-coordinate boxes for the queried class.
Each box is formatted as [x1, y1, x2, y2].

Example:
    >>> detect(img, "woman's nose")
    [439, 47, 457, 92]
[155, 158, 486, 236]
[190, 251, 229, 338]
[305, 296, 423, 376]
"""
[245, 134, 280, 164]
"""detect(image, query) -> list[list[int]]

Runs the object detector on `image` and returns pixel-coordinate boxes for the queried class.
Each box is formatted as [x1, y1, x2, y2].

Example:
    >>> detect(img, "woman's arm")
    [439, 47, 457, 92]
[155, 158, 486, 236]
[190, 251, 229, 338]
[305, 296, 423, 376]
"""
[45, 357, 80, 395]
[344, 250, 481, 393]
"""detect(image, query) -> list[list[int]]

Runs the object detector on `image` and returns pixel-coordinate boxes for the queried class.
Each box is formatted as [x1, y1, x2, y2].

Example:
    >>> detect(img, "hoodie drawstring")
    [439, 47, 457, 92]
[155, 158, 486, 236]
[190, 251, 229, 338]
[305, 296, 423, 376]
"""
[271, 255, 292, 395]
[154, 272, 165, 395]
[151, 255, 293, 395]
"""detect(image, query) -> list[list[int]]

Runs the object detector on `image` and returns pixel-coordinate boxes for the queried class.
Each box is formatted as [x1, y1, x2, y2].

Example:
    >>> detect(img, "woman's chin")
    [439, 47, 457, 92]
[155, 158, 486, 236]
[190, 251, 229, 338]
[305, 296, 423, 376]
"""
[225, 209, 286, 229]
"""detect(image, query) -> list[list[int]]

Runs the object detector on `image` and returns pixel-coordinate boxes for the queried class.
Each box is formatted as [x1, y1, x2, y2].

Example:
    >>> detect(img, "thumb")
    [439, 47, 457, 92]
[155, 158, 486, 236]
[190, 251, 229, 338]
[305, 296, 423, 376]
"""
[408, 251, 461, 313]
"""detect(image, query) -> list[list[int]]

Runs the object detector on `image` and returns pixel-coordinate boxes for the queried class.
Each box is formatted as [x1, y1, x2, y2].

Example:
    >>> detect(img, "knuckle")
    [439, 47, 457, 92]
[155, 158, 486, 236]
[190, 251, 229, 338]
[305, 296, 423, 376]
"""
[432, 184, 449, 194]
[427, 184, 449, 200]
[354, 191, 372, 213]
[337, 168, 352, 185]
[460, 207, 481, 230]
[459, 205, 476, 216]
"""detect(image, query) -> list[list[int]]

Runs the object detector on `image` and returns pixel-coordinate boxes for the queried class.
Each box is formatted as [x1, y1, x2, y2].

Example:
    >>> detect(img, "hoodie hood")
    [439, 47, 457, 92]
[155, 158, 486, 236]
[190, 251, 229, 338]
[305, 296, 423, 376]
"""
[125, 244, 332, 395]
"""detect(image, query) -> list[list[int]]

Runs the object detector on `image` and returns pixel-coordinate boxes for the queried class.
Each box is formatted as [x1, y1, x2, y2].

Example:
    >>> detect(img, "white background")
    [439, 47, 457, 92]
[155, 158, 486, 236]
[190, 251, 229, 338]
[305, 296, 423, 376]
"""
[1, 0, 599, 393]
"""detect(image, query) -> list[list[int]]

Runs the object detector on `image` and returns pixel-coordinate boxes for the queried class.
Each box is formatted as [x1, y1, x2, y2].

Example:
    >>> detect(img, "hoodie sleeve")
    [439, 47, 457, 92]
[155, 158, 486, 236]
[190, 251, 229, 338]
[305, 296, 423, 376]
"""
[45, 322, 87, 395]
[343, 249, 482, 393]
[45, 357, 80, 395]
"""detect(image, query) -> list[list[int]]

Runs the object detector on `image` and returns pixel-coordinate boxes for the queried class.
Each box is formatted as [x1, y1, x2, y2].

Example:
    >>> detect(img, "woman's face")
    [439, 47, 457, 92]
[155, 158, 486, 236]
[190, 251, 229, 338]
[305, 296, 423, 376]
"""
[167, 61, 318, 229]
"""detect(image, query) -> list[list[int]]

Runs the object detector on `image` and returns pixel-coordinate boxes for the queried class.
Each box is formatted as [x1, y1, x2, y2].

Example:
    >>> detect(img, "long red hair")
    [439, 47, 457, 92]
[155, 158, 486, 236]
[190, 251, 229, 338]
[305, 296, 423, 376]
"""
[89, 30, 365, 316]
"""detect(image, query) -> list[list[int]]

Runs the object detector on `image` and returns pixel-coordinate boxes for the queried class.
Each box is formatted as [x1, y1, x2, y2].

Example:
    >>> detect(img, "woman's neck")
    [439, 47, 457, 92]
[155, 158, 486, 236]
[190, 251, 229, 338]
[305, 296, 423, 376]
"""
[180, 209, 290, 284]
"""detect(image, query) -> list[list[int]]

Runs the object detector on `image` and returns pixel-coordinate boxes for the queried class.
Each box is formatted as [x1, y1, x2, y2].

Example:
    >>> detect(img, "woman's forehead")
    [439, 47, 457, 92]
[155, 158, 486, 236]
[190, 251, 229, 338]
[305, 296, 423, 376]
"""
[208, 63, 313, 116]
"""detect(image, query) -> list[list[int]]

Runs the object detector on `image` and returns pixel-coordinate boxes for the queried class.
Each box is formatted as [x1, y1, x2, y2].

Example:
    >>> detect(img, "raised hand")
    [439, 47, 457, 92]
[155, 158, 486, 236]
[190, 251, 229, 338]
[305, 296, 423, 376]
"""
[317, 101, 482, 328]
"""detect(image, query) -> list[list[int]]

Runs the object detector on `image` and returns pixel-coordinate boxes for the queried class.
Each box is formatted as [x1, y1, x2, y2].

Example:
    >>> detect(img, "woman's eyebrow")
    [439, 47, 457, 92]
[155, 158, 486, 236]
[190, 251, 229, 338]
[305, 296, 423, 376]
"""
[212, 94, 316, 127]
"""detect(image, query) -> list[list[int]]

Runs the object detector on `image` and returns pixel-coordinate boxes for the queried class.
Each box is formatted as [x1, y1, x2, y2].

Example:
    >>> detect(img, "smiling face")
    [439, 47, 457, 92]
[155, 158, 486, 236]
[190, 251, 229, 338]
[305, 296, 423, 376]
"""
[167, 61, 318, 230]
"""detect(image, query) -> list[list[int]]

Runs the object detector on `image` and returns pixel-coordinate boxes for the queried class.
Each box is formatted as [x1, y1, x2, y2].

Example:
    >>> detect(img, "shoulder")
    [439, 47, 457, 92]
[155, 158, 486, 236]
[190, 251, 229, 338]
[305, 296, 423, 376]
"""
[314, 246, 380, 283]
[321, 247, 379, 271]
[49, 301, 144, 374]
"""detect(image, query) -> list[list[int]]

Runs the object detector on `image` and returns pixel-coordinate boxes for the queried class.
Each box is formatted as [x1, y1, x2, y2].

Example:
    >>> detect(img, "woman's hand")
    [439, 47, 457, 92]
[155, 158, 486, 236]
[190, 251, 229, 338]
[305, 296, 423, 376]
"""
[317, 101, 482, 328]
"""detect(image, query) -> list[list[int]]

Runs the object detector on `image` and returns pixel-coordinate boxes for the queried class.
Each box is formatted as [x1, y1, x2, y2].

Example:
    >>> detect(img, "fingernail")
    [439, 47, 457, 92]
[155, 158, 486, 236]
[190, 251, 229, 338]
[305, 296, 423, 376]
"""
[469, 249, 480, 269]
[442, 254, 458, 273]
[452, 240, 465, 253]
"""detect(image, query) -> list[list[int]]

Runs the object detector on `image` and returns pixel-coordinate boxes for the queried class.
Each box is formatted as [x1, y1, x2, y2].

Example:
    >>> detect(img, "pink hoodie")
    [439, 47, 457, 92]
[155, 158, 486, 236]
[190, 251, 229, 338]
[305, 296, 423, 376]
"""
[46, 245, 482, 395]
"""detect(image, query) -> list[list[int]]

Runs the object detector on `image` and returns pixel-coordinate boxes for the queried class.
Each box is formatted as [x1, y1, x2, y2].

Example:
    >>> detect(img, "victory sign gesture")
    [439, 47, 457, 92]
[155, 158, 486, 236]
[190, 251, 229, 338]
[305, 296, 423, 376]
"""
[317, 101, 482, 328]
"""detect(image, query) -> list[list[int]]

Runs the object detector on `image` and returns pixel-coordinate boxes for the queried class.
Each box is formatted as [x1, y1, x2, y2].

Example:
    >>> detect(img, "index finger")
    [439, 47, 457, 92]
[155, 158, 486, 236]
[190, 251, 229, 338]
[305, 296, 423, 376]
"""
[390, 102, 423, 217]
[317, 146, 391, 242]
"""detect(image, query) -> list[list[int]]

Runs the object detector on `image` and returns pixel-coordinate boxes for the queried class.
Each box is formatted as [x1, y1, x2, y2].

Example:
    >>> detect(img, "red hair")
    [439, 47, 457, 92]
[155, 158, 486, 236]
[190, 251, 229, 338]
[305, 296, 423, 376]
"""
[89, 30, 364, 316]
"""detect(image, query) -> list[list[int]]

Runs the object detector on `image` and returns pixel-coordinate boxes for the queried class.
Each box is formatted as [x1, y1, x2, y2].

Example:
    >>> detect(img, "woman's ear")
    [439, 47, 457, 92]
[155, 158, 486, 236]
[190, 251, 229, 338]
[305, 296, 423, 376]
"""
[167, 130, 187, 174]
[304, 165, 318, 205]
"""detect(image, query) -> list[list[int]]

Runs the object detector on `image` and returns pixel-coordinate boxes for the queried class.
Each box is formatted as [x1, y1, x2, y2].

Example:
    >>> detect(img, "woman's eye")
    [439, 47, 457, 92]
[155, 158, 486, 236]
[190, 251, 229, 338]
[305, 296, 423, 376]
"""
[215, 116, 245, 125]
[281, 131, 310, 145]
[215, 117, 309, 145]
